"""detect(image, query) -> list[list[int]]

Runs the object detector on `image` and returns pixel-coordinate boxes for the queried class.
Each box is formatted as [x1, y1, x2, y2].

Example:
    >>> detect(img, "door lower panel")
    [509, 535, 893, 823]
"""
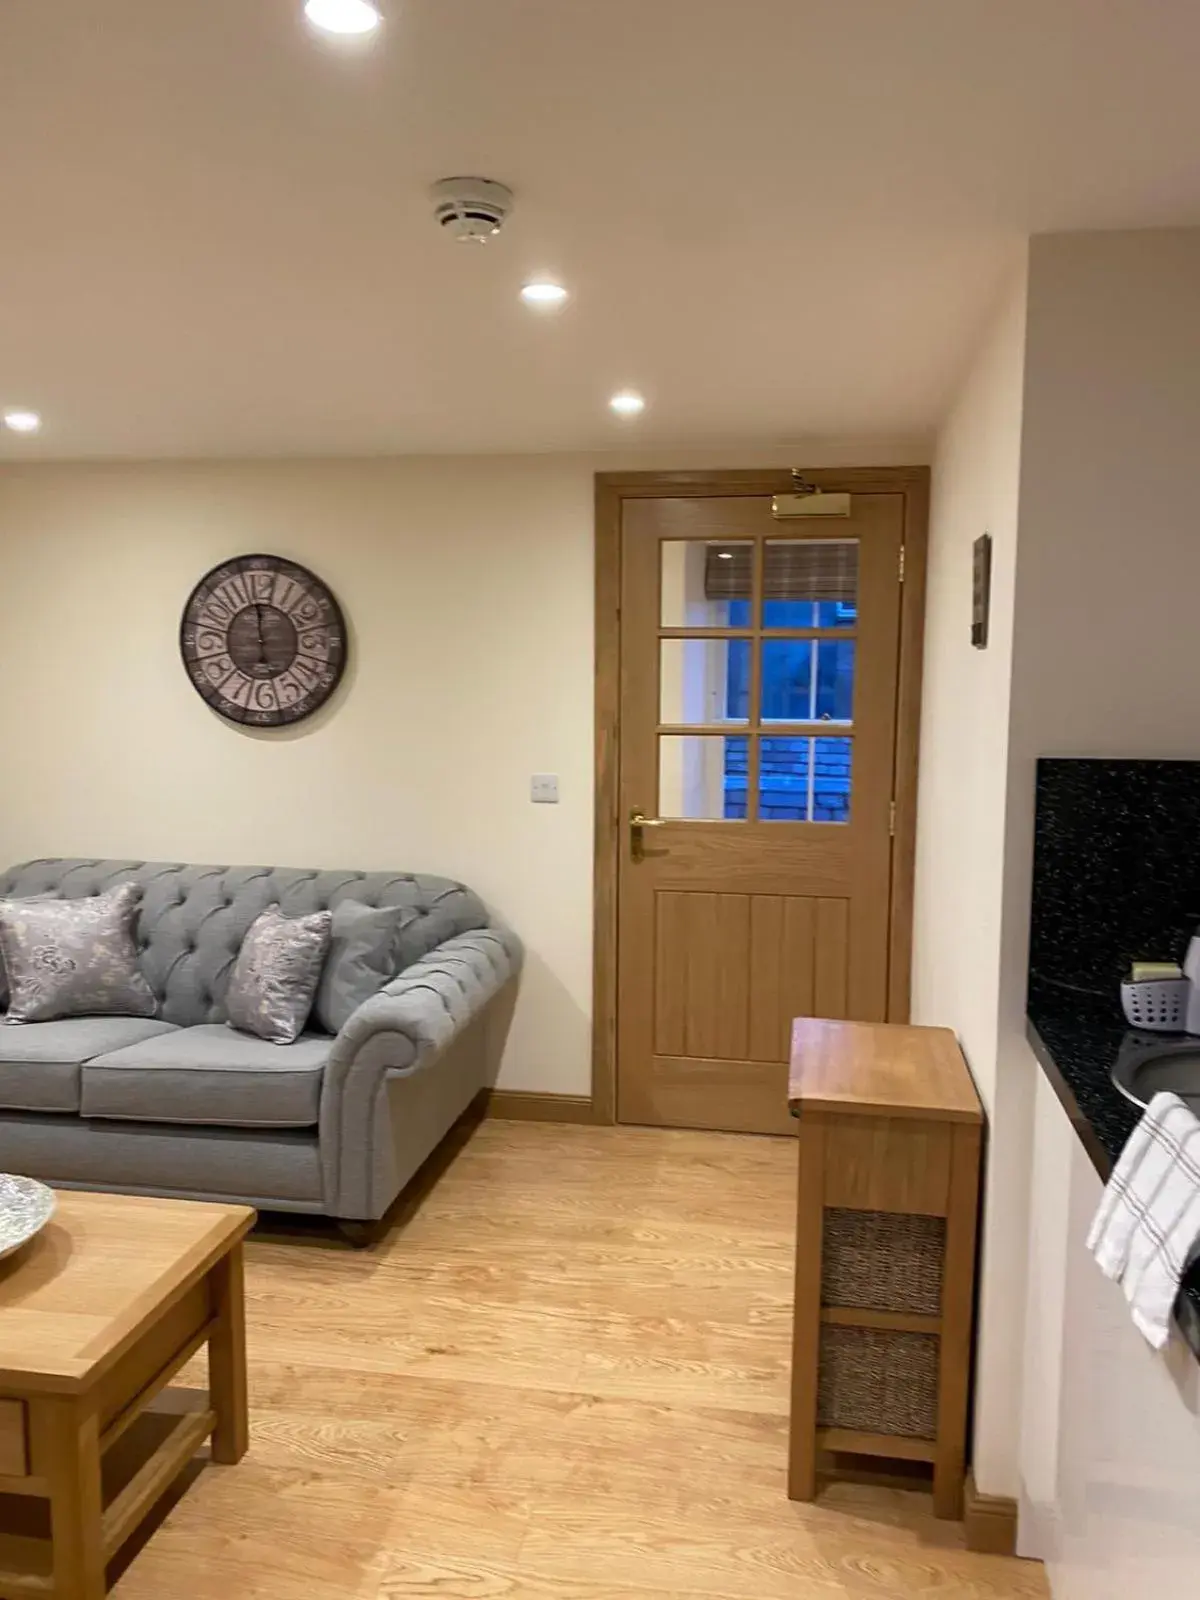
[619, 1056, 796, 1136]
[653, 888, 850, 1064]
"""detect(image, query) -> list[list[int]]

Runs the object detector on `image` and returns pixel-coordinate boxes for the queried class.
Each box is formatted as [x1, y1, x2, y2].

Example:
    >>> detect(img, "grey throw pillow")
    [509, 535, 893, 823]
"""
[226, 904, 333, 1045]
[0, 883, 157, 1025]
[314, 900, 407, 1035]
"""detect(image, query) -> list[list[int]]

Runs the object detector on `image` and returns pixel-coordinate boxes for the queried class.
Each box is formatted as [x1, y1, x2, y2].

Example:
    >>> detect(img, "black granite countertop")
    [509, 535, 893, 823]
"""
[1026, 979, 1200, 1359]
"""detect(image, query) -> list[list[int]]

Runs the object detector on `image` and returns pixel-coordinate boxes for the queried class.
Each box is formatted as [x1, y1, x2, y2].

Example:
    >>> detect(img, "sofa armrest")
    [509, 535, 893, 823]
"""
[318, 923, 523, 1217]
[334, 922, 522, 1069]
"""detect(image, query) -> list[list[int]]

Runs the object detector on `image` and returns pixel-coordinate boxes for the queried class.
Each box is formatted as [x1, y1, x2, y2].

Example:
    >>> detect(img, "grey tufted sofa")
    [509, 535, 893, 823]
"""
[0, 859, 521, 1230]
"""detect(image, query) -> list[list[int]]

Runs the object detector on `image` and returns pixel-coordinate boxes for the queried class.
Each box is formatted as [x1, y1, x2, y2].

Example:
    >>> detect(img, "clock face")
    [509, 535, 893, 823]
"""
[180, 555, 347, 728]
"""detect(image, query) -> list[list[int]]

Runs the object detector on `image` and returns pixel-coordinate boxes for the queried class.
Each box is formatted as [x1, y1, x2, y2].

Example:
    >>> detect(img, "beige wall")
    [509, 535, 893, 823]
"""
[912, 263, 1030, 1496]
[0, 456, 596, 1093]
[0, 442, 922, 1096]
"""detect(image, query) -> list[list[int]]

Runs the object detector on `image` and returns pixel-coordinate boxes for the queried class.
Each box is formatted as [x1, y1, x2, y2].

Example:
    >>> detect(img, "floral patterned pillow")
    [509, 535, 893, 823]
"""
[0, 883, 157, 1024]
[225, 905, 333, 1045]
[0, 892, 53, 1011]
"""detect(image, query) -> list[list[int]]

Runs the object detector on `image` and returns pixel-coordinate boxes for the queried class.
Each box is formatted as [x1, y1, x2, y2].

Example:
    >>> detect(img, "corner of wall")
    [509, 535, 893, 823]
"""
[911, 262, 1028, 1112]
[908, 258, 1032, 1502]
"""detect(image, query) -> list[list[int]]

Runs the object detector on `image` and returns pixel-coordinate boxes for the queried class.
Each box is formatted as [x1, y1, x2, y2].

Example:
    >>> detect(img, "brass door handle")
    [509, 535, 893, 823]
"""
[630, 809, 665, 828]
[630, 808, 666, 859]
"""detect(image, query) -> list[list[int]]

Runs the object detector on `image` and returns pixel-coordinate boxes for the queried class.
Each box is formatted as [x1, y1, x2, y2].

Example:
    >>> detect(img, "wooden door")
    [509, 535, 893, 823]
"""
[616, 493, 904, 1134]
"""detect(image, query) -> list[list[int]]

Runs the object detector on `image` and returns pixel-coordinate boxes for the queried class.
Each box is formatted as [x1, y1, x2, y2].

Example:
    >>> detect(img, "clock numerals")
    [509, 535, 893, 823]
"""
[194, 629, 226, 657]
[275, 672, 303, 707]
[201, 655, 236, 686]
[220, 672, 255, 709]
[213, 578, 252, 617]
[298, 630, 331, 659]
[272, 575, 302, 612]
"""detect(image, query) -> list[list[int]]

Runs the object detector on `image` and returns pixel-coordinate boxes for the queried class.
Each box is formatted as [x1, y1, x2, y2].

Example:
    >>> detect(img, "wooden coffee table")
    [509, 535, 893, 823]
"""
[0, 1189, 255, 1599]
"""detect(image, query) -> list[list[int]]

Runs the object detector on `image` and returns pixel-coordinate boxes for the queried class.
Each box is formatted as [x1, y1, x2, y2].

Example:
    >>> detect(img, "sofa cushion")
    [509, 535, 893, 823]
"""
[81, 1024, 332, 1129]
[0, 1017, 179, 1114]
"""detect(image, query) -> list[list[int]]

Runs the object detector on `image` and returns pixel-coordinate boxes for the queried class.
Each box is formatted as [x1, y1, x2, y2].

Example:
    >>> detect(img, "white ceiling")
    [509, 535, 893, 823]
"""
[3, 0, 1200, 459]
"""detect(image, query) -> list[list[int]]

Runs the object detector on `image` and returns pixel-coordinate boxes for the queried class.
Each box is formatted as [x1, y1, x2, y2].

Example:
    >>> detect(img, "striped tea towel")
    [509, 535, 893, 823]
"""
[1086, 1090, 1200, 1349]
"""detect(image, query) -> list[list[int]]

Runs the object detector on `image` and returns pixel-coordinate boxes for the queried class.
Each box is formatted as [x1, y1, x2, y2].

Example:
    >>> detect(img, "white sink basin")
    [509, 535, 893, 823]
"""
[1112, 1038, 1200, 1113]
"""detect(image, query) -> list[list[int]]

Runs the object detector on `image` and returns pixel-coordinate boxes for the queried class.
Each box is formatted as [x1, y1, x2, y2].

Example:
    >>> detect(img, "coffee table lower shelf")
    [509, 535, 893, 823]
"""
[0, 1396, 219, 1598]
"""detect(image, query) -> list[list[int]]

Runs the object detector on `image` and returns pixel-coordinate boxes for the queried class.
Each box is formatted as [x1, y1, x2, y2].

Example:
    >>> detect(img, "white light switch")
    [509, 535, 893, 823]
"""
[531, 774, 559, 804]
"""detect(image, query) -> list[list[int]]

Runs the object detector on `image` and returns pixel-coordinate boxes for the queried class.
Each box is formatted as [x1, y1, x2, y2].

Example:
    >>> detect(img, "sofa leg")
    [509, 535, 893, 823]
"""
[337, 1219, 379, 1249]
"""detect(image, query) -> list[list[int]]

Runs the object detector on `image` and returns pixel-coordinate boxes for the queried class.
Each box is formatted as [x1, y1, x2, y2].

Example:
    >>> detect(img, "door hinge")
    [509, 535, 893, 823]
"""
[889, 800, 897, 838]
[898, 544, 906, 583]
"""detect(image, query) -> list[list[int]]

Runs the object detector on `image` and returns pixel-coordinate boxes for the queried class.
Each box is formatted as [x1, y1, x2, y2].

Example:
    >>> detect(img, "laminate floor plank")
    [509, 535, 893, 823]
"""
[111, 1122, 1045, 1600]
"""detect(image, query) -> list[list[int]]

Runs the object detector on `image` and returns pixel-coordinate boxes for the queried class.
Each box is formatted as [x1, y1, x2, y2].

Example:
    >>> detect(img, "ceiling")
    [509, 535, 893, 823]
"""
[3, 0, 1200, 459]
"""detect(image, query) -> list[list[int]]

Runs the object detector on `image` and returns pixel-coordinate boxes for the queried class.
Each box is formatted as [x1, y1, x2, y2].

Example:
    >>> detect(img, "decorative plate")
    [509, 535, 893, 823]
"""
[0, 1175, 56, 1263]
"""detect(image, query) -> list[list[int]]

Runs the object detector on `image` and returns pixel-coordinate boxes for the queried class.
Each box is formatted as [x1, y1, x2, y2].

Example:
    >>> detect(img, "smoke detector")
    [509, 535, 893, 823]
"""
[430, 177, 514, 243]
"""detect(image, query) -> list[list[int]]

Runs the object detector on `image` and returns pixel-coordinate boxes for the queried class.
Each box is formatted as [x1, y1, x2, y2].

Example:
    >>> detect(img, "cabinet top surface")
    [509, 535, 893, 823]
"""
[788, 1019, 983, 1124]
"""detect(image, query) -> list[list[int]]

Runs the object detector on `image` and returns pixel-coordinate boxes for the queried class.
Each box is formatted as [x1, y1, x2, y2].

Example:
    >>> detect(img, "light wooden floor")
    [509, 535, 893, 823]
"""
[112, 1121, 1047, 1599]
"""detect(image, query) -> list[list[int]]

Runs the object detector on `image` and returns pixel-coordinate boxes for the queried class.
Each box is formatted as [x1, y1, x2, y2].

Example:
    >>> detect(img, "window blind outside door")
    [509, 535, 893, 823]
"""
[704, 540, 859, 603]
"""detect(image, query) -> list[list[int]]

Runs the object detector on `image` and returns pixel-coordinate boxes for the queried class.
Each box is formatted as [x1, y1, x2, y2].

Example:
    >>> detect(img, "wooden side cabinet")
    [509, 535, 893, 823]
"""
[787, 1019, 983, 1519]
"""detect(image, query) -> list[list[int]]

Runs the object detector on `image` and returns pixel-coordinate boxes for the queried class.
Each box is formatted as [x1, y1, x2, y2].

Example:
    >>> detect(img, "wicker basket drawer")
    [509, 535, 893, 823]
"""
[820, 1208, 946, 1316]
[816, 1326, 939, 1440]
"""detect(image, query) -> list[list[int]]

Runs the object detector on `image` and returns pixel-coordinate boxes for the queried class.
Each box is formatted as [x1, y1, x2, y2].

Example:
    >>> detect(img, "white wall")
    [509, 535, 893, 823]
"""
[1000, 228, 1200, 1121]
[0, 441, 922, 1096]
[1008, 228, 1200, 766]
[916, 226, 1200, 1515]
[1020, 1074, 1200, 1593]
[913, 264, 1028, 1106]
[912, 262, 1029, 1495]
[1000, 226, 1200, 1540]
[1018, 1066, 1074, 1557]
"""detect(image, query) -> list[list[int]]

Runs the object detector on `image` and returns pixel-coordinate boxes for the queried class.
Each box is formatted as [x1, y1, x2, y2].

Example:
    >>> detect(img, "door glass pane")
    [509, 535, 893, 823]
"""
[761, 640, 855, 723]
[759, 737, 852, 823]
[660, 735, 749, 819]
[762, 539, 858, 628]
[812, 737, 853, 821]
[661, 540, 753, 627]
[660, 639, 750, 724]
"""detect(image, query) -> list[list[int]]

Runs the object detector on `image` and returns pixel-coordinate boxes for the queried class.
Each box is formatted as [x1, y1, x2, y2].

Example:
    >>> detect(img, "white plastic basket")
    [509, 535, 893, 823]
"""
[1120, 977, 1190, 1032]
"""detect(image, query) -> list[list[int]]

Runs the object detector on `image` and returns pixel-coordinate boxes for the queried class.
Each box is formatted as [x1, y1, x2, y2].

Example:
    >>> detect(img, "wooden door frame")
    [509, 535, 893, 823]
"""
[592, 465, 930, 1125]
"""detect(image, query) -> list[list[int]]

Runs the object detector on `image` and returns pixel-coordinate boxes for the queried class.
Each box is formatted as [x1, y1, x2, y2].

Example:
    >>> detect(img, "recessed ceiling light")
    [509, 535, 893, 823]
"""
[609, 390, 646, 417]
[717, 550, 734, 560]
[303, 0, 382, 37]
[2, 409, 41, 434]
[520, 281, 569, 308]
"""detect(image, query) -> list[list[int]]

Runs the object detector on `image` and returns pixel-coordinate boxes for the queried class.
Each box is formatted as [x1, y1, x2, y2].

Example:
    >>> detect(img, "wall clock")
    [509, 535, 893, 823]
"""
[180, 554, 348, 728]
